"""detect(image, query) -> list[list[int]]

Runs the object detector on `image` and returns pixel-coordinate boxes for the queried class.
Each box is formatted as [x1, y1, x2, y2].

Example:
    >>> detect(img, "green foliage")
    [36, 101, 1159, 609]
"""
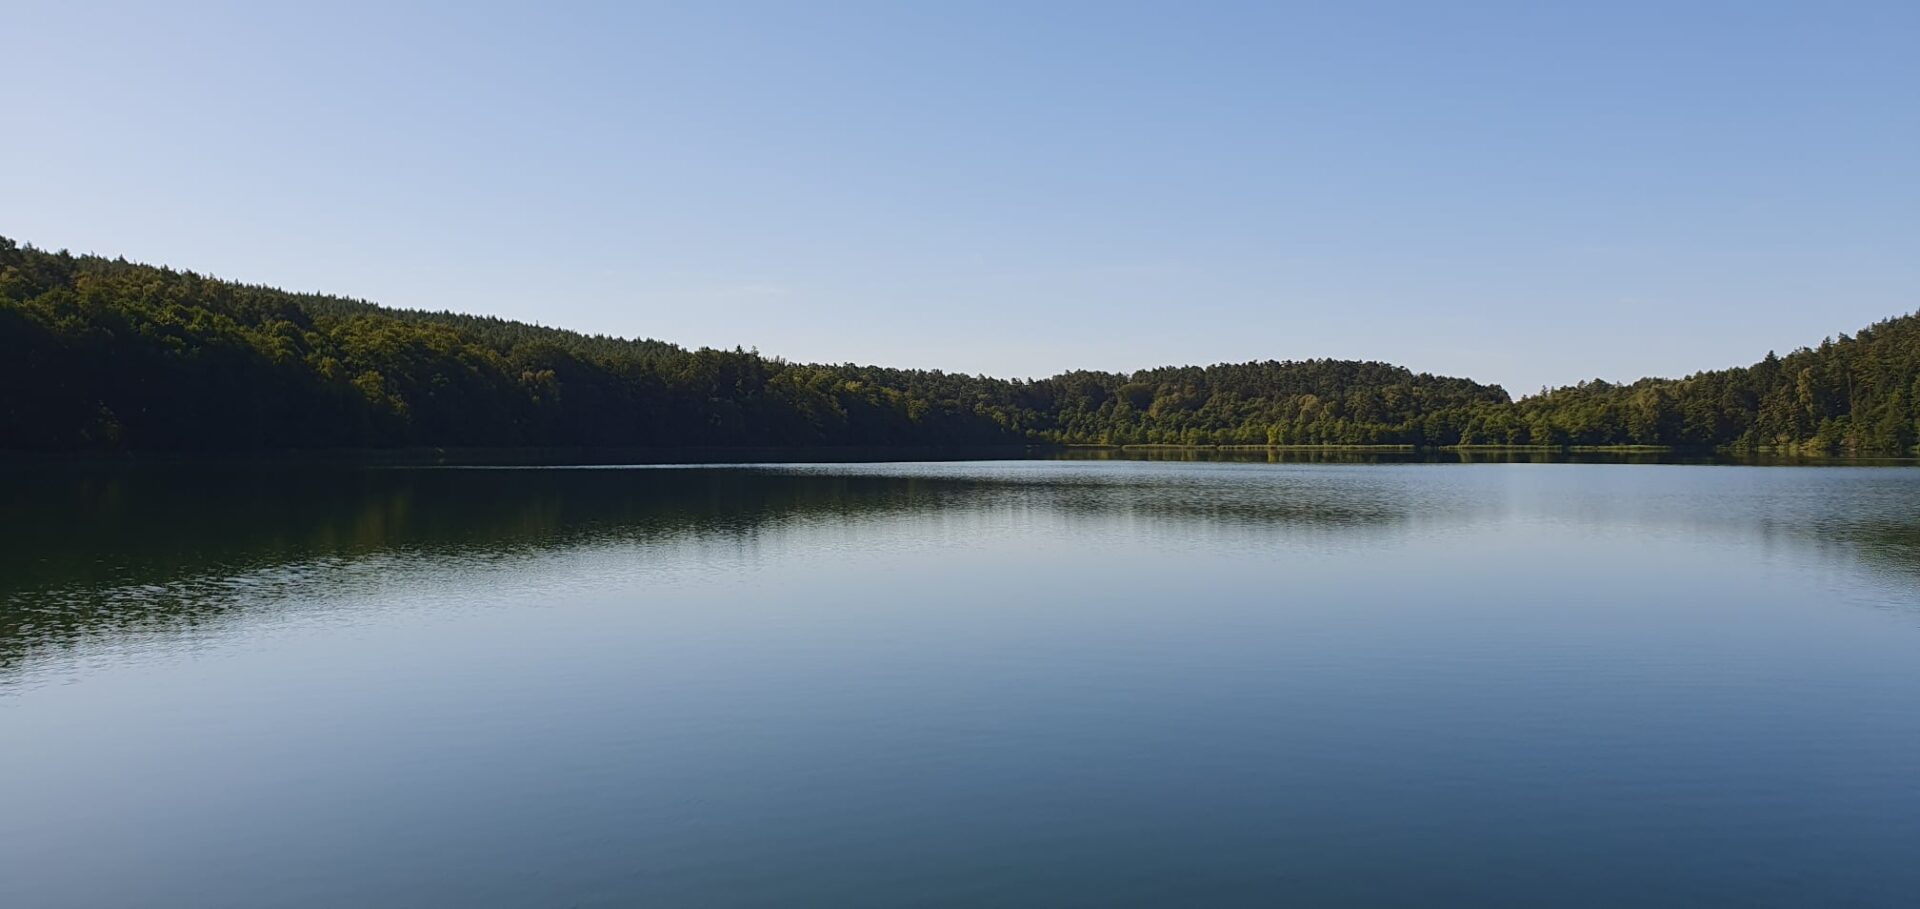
[3, 237, 1917, 454]
[1498, 324, 1920, 454]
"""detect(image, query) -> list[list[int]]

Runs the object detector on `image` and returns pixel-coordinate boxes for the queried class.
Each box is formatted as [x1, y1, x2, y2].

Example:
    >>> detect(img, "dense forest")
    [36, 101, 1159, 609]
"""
[3, 236, 1916, 454]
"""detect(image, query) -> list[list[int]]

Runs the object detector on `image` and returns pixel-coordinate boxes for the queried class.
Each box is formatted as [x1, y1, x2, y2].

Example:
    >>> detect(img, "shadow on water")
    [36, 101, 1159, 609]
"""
[4, 458, 1919, 678]
[0, 463, 1414, 675]
[7, 457, 1920, 909]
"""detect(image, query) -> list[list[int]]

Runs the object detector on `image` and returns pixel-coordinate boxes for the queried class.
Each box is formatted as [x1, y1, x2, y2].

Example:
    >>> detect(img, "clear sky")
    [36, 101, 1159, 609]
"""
[6, 1, 1916, 394]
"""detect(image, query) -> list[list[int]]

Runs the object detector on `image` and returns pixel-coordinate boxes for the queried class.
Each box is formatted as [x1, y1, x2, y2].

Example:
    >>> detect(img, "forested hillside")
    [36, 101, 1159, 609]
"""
[2, 237, 1915, 453]
[1464, 316, 1920, 454]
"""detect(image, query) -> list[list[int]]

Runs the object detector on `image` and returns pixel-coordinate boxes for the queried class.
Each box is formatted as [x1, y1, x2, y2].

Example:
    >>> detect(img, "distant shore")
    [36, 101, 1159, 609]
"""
[5, 442, 1912, 468]
[0, 444, 1047, 468]
[1079, 443, 1673, 452]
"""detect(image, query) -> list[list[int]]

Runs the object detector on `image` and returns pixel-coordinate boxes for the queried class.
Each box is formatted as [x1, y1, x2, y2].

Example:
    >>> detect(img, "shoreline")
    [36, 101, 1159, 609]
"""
[4, 443, 1913, 468]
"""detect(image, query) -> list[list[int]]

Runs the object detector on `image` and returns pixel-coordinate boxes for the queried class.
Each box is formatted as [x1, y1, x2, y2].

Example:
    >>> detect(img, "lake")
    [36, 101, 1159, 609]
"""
[3, 459, 1918, 907]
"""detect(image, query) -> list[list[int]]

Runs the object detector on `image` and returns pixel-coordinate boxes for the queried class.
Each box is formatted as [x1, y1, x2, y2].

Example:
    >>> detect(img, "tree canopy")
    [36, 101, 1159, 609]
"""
[3, 237, 1915, 454]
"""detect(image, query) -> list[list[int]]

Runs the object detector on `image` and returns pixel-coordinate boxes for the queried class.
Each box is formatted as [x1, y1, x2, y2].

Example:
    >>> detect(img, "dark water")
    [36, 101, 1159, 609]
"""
[2, 460, 1918, 908]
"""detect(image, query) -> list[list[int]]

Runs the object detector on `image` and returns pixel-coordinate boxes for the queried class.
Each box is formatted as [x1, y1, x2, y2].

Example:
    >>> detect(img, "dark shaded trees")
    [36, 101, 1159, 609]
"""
[3, 237, 1916, 454]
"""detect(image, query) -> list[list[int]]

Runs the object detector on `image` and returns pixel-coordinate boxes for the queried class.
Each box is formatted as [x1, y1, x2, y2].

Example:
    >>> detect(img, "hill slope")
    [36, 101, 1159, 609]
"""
[2, 237, 1914, 453]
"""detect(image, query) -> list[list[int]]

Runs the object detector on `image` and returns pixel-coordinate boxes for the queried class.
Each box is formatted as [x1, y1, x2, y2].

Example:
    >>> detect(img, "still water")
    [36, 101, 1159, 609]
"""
[2, 460, 1918, 907]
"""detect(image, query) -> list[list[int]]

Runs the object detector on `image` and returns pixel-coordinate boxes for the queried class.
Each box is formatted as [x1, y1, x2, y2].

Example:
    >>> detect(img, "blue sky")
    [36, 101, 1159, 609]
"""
[6, 1, 1916, 394]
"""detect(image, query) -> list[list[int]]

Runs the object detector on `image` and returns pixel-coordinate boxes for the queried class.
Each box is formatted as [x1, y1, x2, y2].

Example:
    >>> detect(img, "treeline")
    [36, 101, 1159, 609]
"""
[2, 237, 1916, 454]
[1484, 328, 1920, 453]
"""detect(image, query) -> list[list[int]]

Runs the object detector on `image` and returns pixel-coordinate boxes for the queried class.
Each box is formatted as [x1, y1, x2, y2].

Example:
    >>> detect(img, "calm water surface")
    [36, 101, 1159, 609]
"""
[2, 460, 1918, 907]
